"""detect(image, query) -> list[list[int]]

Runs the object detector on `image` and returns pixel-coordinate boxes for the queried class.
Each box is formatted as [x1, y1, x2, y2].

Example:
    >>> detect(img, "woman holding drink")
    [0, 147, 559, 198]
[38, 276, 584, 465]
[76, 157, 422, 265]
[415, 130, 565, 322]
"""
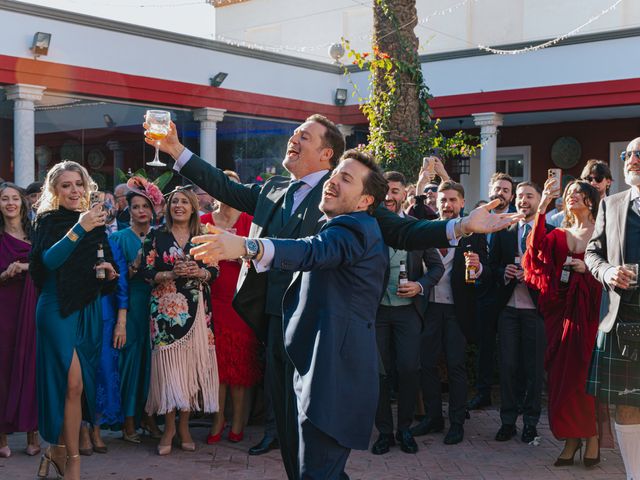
[139, 186, 219, 455]
[522, 176, 602, 467]
[30, 161, 118, 480]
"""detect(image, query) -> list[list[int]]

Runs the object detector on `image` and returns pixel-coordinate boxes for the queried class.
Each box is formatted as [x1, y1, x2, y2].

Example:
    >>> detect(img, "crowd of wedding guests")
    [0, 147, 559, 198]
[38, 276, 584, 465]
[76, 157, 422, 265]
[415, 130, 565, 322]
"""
[0, 117, 639, 480]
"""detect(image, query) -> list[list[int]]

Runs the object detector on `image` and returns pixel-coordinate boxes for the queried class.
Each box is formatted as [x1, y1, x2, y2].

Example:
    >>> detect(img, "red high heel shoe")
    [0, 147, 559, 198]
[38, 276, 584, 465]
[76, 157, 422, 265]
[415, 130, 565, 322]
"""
[206, 424, 225, 444]
[228, 430, 244, 443]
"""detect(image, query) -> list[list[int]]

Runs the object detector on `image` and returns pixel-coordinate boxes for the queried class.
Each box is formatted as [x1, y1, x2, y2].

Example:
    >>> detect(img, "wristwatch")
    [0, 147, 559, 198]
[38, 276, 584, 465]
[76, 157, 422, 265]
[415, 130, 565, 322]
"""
[241, 238, 260, 261]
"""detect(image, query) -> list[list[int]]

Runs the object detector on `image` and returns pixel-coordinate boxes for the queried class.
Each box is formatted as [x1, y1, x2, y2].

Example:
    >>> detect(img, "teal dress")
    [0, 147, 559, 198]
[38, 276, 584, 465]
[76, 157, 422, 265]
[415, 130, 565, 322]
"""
[34, 222, 103, 444]
[109, 227, 152, 421]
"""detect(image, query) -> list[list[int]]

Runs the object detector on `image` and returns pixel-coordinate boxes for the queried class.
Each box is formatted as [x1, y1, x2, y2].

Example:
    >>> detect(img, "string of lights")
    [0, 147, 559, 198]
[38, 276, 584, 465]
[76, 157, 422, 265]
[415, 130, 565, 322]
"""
[478, 0, 624, 55]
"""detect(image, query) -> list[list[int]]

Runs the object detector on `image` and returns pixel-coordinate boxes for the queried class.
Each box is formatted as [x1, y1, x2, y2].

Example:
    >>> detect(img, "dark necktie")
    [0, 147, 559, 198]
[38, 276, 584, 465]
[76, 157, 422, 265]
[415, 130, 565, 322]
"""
[520, 223, 532, 254]
[283, 180, 304, 220]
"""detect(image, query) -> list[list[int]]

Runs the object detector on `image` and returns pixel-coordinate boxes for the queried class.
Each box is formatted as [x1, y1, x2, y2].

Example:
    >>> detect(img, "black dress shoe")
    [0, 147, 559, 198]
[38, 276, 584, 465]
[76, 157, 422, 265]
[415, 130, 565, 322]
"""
[371, 433, 395, 455]
[467, 394, 492, 410]
[248, 435, 279, 455]
[495, 424, 517, 442]
[443, 423, 464, 445]
[409, 417, 444, 437]
[521, 425, 538, 443]
[395, 430, 418, 454]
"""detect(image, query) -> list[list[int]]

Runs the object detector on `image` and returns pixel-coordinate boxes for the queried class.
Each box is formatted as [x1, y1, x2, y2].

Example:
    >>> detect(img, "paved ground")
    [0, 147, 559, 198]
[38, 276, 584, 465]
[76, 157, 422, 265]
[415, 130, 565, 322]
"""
[0, 406, 626, 480]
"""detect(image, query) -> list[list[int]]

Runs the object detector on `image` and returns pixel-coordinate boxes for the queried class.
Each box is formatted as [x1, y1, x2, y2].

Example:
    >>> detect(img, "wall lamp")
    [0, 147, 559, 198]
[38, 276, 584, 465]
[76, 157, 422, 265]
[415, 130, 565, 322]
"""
[31, 32, 52, 58]
[209, 72, 228, 87]
[334, 88, 348, 106]
[103, 114, 116, 128]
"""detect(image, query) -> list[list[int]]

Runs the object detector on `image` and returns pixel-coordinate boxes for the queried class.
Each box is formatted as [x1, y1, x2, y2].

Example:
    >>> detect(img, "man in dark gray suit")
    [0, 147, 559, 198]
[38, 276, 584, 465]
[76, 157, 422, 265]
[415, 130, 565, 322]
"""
[371, 171, 444, 456]
[192, 150, 389, 479]
[147, 114, 521, 479]
[585, 137, 640, 478]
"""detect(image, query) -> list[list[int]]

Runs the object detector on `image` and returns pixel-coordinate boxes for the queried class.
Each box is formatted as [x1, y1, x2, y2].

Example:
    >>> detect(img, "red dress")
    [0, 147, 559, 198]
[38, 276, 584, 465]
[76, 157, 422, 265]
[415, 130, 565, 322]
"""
[523, 212, 600, 439]
[200, 212, 263, 387]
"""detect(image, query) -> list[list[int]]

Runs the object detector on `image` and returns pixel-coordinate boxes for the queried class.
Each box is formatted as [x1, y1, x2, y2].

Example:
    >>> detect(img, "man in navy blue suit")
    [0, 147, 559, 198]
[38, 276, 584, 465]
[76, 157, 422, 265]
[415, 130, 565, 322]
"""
[192, 149, 389, 479]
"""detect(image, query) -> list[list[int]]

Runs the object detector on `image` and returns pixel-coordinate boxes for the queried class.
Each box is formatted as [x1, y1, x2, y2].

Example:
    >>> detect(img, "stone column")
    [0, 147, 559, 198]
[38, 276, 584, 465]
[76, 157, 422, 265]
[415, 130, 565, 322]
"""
[193, 107, 226, 167]
[5, 84, 46, 187]
[472, 112, 503, 200]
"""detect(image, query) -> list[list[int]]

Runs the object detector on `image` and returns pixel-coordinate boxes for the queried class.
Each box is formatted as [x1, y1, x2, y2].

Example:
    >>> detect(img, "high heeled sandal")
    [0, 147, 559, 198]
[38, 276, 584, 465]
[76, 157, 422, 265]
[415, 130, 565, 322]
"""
[228, 430, 244, 443]
[140, 421, 163, 440]
[37, 445, 66, 479]
[554, 439, 583, 467]
[25, 431, 41, 456]
[584, 451, 601, 467]
[122, 430, 141, 444]
[206, 424, 225, 444]
[157, 433, 175, 456]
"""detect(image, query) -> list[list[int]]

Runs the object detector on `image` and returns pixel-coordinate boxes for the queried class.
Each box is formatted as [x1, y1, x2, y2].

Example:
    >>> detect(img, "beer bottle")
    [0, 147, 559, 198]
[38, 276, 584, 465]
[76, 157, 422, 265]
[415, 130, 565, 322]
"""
[96, 243, 106, 280]
[465, 246, 478, 284]
[398, 260, 408, 285]
[560, 256, 572, 284]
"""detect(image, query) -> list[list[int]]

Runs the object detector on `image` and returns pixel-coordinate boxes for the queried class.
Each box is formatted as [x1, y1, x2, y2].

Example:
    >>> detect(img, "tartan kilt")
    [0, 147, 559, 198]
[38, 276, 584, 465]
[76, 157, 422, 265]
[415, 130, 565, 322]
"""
[586, 328, 640, 407]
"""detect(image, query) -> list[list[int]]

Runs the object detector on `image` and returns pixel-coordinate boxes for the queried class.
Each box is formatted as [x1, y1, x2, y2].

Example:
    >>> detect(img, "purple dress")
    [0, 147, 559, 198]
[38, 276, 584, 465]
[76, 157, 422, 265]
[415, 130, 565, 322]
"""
[0, 232, 38, 433]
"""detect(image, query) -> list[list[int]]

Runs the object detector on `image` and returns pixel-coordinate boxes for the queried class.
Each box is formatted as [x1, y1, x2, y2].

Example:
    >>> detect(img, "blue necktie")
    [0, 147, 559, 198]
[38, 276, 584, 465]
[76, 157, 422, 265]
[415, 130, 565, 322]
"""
[283, 180, 304, 220]
[520, 223, 532, 254]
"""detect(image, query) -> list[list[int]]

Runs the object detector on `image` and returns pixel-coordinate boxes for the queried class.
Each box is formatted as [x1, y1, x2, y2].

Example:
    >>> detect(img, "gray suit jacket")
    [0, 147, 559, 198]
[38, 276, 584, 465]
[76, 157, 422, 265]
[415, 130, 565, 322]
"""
[585, 189, 633, 333]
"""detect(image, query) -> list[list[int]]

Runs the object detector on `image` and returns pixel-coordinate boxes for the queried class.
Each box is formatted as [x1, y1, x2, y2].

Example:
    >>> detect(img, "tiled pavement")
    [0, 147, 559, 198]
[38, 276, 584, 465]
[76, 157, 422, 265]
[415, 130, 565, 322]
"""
[0, 407, 626, 480]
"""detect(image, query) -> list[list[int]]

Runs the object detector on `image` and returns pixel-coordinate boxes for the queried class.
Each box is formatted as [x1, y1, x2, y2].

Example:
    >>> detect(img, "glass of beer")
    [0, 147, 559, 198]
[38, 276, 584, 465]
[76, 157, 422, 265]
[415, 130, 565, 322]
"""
[145, 110, 171, 167]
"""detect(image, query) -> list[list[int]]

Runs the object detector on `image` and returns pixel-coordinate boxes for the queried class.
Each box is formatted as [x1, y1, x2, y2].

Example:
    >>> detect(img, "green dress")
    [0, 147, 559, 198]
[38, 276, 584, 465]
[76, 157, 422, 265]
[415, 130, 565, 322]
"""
[33, 221, 105, 444]
[109, 228, 152, 421]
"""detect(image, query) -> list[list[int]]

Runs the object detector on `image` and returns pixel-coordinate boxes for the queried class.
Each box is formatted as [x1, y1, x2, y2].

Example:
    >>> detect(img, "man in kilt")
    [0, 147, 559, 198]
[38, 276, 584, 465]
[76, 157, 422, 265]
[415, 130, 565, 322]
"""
[585, 137, 640, 479]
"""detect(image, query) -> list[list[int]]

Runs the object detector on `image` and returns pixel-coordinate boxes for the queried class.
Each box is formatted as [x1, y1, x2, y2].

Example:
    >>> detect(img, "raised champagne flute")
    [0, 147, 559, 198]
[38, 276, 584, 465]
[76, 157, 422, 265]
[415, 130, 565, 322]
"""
[145, 110, 171, 167]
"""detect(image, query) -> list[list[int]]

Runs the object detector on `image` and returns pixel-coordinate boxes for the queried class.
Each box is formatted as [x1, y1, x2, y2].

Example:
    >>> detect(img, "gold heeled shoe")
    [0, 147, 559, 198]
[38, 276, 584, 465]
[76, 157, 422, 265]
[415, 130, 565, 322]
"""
[37, 445, 66, 479]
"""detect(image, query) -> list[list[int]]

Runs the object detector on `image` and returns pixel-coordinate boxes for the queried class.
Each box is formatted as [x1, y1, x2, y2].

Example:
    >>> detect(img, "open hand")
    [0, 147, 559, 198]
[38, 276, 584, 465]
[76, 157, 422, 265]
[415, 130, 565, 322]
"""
[460, 198, 524, 235]
[191, 224, 247, 265]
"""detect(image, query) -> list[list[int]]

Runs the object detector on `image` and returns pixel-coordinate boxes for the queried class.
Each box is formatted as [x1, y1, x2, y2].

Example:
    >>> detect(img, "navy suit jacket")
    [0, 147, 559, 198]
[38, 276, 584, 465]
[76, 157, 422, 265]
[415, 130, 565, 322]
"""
[269, 212, 388, 450]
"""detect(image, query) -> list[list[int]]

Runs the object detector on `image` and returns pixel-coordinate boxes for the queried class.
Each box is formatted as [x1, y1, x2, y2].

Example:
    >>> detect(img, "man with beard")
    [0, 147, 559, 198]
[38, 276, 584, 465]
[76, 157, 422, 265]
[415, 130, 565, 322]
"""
[491, 182, 552, 444]
[411, 181, 488, 445]
[469, 172, 516, 410]
[192, 150, 389, 479]
[370, 171, 444, 456]
[585, 138, 640, 479]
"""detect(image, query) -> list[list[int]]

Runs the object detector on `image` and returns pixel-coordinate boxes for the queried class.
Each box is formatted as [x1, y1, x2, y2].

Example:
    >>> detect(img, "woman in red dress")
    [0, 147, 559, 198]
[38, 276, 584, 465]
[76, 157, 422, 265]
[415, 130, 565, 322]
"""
[200, 171, 262, 444]
[523, 178, 601, 467]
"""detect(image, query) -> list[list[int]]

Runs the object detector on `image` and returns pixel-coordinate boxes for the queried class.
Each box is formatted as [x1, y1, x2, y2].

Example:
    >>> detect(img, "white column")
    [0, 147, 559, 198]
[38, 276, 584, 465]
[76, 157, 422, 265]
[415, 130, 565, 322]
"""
[337, 124, 354, 138]
[472, 112, 503, 200]
[193, 107, 226, 167]
[5, 84, 46, 187]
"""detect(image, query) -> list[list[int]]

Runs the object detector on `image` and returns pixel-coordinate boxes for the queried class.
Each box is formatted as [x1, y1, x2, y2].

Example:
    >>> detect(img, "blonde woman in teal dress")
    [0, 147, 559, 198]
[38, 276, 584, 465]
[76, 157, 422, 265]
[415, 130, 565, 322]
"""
[108, 177, 164, 441]
[30, 161, 118, 480]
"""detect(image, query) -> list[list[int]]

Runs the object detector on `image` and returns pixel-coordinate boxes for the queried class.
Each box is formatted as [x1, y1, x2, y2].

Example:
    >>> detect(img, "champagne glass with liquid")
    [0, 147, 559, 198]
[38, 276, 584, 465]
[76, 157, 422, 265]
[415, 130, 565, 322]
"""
[145, 110, 171, 167]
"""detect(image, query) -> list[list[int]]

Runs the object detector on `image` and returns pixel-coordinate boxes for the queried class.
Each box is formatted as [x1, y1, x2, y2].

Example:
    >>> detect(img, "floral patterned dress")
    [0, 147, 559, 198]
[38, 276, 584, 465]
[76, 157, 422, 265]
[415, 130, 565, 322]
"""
[140, 226, 220, 415]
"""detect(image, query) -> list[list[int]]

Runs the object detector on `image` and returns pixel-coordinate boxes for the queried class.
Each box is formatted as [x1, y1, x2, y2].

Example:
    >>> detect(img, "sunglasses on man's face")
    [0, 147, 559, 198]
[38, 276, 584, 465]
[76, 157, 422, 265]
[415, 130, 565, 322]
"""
[621, 150, 640, 162]
[424, 186, 438, 193]
[583, 175, 605, 183]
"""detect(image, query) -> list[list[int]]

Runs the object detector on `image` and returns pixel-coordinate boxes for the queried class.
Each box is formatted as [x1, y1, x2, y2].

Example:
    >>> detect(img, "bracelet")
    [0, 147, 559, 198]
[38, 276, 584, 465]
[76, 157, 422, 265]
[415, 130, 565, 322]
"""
[66, 230, 79, 242]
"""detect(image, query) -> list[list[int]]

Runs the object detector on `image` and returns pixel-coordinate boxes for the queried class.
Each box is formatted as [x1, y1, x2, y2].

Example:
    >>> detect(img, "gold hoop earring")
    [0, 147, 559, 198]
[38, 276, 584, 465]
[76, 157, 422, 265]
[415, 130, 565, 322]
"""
[52, 196, 59, 210]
